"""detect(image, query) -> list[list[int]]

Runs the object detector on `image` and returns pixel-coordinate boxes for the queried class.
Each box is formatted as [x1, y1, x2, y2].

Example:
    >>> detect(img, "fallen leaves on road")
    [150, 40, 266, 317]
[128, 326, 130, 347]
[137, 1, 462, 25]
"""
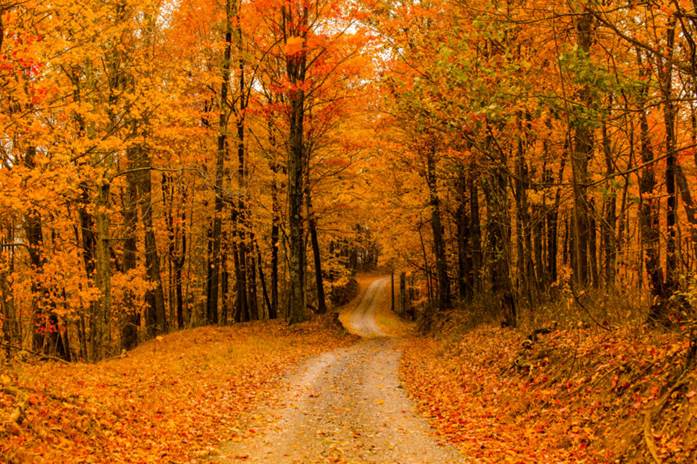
[1, 318, 353, 463]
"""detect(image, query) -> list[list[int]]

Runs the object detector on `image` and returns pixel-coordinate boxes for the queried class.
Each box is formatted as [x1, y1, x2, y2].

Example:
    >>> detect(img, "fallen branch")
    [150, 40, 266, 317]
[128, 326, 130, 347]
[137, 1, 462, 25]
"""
[569, 280, 612, 331]
[643, 407, 661, 464]
[0, 342, 70, 364]
[521, 323, 558, 349]
[642, 337, 696, 463]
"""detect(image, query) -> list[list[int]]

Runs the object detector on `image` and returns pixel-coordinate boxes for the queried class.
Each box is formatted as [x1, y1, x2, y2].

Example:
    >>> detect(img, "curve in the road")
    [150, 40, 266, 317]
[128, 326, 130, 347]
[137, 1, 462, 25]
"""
[217, 275, 465, 464]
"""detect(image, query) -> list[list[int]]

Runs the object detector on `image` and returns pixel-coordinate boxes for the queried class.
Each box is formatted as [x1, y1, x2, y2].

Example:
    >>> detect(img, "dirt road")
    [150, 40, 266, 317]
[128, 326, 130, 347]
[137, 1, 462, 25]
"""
[218, 276, 463, 464]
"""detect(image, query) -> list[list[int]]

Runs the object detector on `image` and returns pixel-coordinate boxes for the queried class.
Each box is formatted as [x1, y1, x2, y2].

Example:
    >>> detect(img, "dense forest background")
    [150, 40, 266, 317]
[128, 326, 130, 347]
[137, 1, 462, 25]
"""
[2, 0, 696, 362]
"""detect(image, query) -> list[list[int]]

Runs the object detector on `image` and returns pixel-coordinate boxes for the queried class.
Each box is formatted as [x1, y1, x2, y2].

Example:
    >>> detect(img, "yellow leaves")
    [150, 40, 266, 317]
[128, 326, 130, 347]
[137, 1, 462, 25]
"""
[284, 36, 305, 56]
[111, 266, 155, 315]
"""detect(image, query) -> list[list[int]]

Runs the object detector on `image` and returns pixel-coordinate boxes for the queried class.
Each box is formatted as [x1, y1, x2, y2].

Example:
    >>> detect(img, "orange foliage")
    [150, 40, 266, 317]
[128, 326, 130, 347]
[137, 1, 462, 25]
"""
[1, 319, 352, 462]
[401, 323, 697, 463]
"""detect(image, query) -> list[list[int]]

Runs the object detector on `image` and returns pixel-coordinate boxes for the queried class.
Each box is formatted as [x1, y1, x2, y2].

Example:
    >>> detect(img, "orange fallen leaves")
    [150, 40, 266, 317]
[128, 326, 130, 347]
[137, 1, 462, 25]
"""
[400, 322, 697, 463]
[1, 318, 351, 463]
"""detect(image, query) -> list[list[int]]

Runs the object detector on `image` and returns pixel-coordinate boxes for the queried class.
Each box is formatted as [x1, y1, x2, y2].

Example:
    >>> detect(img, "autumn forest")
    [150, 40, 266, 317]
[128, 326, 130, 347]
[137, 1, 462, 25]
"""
[1, 0, 697, 462]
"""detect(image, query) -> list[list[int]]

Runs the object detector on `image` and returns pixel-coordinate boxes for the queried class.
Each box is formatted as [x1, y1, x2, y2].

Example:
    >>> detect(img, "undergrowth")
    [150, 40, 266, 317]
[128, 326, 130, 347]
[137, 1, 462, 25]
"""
[402, 307, 697, 463]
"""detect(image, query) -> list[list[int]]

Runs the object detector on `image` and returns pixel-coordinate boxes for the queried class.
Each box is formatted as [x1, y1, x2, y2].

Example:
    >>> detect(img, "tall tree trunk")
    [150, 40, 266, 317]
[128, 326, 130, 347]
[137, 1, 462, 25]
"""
[206, 0, 234, 325]
[662, 19, 678, 293]
[94, 180, 111, 360]
[162, 174, 187, 329]
[469, 174, 482, 294]
[221, 252, 230, 323]
[121, 163, 139, 350]
[601, 106, 617, 287]
[287, 98, 307, 323]
[134, 147, 168, 337]
[547, 154, 566, 285]
[637, 50, 666, 319]
[570, 11, 595, 287]
[515, 115, 534, 305]
[306, 172, 327, 314]
[425, 142, 451, 310]
[284, 5, 309, 324]
[483, 136, 516, 327]
[455, 163, 471, 301]
[233, 3, 253, 323]
[232, 235, 249, 322]
[675, 164, 697, 243]
[175, 250, 185, 329]
[78, 182, 97, 358]
[255, 237, 273, 319]
[399, 272, 407, 315]
[648, 21, 678, 323]
[247, 251, 259, 320]
[269, 163, 280, 320]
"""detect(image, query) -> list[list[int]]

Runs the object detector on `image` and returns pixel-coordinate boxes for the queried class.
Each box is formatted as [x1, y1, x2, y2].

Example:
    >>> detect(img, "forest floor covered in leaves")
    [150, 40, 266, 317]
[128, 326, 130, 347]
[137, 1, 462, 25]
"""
[400, 313, 697, 463]
[3, 278, 697, 464]
[0, 318, 354, 463]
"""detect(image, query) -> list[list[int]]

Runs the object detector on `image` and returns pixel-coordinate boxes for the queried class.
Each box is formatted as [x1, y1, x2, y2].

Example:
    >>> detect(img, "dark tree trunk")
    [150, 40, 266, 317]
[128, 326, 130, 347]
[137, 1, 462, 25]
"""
[483, 137, 516, 327]
[306, 175, 327, 314]
[25, 209, 47, 352]
[233, 5, 253, 323]
[636, 50, 666, 319]
[255, 238, 273, 319]
[675, 164, 697, 243]
[121, 163, 140, 350]
[589, 202, 599, 287]
[1, 225, 19, 359]
[233, 239, 249, 322]
[221, 252, 230, 323]
[78, 182, 96, 358]
[533, 204, 544, 288]
[469, 175, 482, 293]
[247, 250, 259, 320]
[162, 174, 187, 329]
[648, 22, 678, 323]
[206, 0, 234, 325]
[455, 163, 471, 301]
[547, 155, 566, 285]
[175, 254, 185, 329]
[663, 21, 678, 293]
[570, 11, 595, 287]
[601, 111, 617, 287]
[285, 10, 309, 324]
[425, 143, 451, 310]
[399, 272, 407, 315]
[514, 115, 535, 305]
[269, 165, 280, 320]
[136, 148, 168, 337]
